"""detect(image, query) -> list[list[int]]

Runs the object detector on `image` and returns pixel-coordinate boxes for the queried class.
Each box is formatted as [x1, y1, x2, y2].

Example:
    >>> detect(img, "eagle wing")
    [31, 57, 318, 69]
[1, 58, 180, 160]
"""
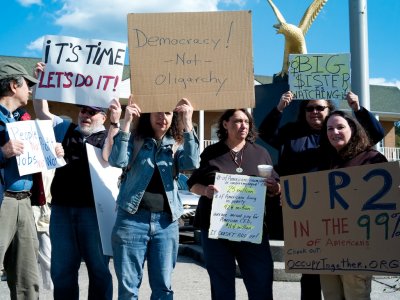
[267, 0, 286, 24]
[298, 0, 328, 35]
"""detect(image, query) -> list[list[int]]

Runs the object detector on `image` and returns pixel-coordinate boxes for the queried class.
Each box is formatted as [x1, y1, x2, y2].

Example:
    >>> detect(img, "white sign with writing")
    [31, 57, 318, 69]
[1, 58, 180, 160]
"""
[35, 35, 126, 108]
[288, 53, 351, 101]
[86, 144, 120, 256]
[6, 120, 66, 176]
[209, 172, 266, 244]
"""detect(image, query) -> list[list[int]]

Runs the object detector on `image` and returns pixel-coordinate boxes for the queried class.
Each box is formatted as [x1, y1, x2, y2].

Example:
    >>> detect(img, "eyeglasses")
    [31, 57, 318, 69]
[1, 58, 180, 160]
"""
[80, 108, 101, 116]
[305, 105, 328, 112]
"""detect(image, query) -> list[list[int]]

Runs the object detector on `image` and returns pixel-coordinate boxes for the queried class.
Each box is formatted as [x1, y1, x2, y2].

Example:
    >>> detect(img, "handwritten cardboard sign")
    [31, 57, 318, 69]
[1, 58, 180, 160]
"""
[288, 53, 351, 101]
[281, 161, 400, 275]
[6, 120, 66, 176]
[209, 172, 266, 244]
[127, 11, 254, 112]
[35, 35, 126, 108]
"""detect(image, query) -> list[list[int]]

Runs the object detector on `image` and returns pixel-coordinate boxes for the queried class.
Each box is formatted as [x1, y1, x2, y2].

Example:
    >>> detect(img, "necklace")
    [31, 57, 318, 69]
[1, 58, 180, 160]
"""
[229, 147, 244, 173]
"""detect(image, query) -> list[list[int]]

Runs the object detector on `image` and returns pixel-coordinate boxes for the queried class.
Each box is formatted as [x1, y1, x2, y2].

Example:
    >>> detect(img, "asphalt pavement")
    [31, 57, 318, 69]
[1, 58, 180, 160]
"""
[1, 239, 399, 299]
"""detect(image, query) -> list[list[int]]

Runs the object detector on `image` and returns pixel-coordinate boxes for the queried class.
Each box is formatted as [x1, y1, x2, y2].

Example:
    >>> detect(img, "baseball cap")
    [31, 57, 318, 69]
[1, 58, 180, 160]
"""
[78, 105, 108, 114]
[0, 61, 38, 87]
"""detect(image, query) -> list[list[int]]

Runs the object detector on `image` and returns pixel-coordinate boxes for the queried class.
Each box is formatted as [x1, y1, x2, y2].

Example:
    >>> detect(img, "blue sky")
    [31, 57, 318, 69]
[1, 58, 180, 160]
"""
[1, 0, 399, 87]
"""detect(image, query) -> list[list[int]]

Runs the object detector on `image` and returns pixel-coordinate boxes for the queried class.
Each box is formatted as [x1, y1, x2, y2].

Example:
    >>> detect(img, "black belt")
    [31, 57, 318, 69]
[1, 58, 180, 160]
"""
[4, 191, 31, 200]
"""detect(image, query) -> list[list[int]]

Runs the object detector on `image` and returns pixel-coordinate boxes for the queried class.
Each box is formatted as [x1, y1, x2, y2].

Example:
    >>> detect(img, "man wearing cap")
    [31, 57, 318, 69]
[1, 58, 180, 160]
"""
[33, 62, 112, 300]
[0, 61, 41, 299]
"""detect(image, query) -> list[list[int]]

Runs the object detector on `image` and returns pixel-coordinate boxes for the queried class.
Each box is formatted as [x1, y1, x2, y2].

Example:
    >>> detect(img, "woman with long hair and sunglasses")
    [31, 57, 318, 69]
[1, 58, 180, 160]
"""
[106, 97, 199, 299]
[318, 110, 388, 299]
[258, 91, 384, 300]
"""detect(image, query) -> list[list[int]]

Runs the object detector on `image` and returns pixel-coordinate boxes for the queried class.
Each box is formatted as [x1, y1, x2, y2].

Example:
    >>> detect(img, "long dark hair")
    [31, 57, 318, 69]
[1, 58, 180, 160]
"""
[216, 109, 257, 143]
[134, 112, 183, 143]
[320, 110, 371, 160]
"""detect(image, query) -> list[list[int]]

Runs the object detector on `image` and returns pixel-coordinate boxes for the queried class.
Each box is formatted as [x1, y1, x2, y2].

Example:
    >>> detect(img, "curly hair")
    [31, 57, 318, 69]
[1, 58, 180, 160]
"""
[134, 112, 183, 143]
[216, 109, 257, 143]
[320, 110, 371, 159]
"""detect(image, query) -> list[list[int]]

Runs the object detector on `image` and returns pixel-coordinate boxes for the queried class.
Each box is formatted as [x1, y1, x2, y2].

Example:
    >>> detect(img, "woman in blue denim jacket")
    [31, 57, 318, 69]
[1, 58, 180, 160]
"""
[106, 96, 199, 299]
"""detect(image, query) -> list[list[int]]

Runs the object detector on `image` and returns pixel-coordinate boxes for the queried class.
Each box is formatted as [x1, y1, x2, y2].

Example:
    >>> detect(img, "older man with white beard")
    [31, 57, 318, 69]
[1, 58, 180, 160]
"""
[33, 62, 113, 300]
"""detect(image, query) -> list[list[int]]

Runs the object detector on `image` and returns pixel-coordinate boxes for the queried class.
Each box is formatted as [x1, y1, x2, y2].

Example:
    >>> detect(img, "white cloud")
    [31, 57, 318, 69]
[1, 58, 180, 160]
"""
[17, 0, 42, 7]
[26, 1, 244, 56]
[26, 36, 45, 52]
[369, 78, 400, 89]
[54, 0, 222, 33]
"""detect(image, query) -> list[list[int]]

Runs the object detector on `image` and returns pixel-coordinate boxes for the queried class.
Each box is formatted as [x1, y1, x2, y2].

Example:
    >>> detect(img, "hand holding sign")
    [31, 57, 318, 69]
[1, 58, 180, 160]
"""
[174, 98, 194, 132]
[6, 120, 66, 176]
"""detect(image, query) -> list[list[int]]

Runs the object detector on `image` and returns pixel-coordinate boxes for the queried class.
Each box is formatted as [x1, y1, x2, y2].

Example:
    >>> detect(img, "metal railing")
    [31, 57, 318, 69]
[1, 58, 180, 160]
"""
[203, 139, 218, 148]
[380, 147, 400, 161]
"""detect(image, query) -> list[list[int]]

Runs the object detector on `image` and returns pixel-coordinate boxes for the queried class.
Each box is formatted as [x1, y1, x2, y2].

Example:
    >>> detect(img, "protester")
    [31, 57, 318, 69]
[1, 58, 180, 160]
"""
[33, 62, 113, 300]
[12, 107, 55, 291]
[187, 109, 280, 300]
[0, 61, 61, 299]
[258, 91, 385, 300]
[318, 110, 388, 299]
[105, 96, 199, 299]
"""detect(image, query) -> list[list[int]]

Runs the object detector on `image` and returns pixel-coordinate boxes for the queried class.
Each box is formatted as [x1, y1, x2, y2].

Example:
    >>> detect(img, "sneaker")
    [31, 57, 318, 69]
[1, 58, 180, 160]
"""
[0, 270, 7, 281]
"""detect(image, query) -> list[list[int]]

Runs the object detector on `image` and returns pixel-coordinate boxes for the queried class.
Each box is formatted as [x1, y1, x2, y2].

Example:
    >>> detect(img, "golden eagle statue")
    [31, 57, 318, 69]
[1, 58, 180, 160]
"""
[267, 0, 328, 77]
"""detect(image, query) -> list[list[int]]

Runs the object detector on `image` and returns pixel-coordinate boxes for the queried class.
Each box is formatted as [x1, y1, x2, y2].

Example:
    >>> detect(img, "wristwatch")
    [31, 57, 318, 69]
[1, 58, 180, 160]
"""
[110, 122, 120, 128]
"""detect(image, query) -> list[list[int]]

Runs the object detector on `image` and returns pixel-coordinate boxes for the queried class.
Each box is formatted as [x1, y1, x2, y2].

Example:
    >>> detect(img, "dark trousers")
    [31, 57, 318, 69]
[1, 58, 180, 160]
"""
[300, 274, 322, 300]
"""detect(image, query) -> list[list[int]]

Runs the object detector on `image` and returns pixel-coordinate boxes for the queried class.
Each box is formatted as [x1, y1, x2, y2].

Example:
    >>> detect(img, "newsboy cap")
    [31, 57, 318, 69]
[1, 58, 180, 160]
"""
[0, 61, 38, 87]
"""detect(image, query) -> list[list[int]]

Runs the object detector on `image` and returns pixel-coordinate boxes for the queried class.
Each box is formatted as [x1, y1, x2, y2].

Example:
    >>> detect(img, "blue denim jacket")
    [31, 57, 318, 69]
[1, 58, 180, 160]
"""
[109, 130, 199, 221]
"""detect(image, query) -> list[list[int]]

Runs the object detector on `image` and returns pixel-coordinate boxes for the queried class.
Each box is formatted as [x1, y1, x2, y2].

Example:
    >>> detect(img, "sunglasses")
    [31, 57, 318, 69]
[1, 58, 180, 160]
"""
[305, 105, 328, 112]
[80, 108, 102, 116]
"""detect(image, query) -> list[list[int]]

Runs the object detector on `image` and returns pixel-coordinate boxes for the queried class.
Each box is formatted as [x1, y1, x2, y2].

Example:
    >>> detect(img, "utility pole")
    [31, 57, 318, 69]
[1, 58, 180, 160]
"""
[349, 0, 370, 109]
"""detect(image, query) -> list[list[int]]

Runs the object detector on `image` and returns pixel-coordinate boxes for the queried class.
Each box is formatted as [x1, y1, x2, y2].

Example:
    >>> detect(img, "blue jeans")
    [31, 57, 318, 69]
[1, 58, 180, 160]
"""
[112, 208, 179, 300]
[50, 206, 113, 300]
[201, 230, 273, 300]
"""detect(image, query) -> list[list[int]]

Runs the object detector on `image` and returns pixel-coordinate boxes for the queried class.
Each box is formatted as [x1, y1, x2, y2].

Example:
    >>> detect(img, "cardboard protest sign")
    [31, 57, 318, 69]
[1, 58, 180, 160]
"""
[127, 11, 254, 112]
[288, 53, 351, 101]
[281, 161, 400, 275]
[35, 35, 126, 108]
[6, 120, 66, 176]
[209, 172, 266, 244]
[86, 144, 120, 256]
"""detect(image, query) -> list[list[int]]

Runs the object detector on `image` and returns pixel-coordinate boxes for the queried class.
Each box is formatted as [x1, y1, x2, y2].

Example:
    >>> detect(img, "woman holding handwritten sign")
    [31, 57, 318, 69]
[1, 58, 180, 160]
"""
[319, 110, 388, 300]
[188, 109, 280, 300]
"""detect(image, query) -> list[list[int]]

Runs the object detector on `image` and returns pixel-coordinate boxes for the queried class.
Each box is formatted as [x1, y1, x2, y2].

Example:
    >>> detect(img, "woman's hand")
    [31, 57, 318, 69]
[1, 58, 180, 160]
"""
[203, 184, 219, 199]
[346, 91, 361, 112]
[265, 178, 281, 196]
[122, 94, 141, 132]
[277, 91, 293, 113]
[174, 98, 193, 132]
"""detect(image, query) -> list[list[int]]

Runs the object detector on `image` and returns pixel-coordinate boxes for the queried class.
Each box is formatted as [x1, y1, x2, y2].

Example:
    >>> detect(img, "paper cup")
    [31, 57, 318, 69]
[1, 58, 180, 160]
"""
[257, 164, 273, 178]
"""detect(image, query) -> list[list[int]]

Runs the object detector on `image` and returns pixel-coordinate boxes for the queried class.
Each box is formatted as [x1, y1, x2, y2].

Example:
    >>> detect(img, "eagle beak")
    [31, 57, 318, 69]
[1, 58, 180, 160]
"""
[273, 23, 280, 33]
